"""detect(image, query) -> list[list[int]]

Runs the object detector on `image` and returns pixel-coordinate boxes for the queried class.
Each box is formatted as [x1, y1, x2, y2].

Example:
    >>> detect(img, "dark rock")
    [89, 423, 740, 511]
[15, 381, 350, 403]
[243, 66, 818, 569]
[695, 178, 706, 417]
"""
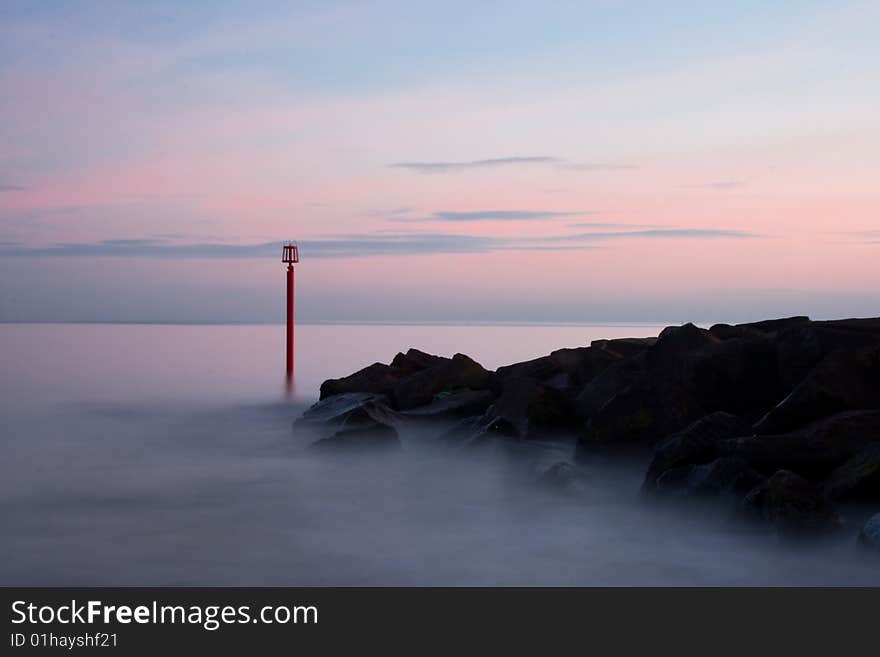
[483, 376, 575, 438]
[319, 362, 402, 400]
[497, 346, 619, 390]
[774, 323, 880, 394]
[297, 392, 398, 427]
[755, 344, 880, 434]
[643, 412, 753, 491]
[741, 470, 841, 536]
[737, 316, 811, 334]
[311, 423, 400, 452]
[824, 443, 880, 502]
[436, 413, 521, 447]
[816, 317, 880, 336]
[721, 410, 880, 479]
[579, 323, 780, 449]
[296, 393, 401, 451]
[589, 337, 656, 359]
[858, 513, 880, 551]
[400, 389, 495, 420]
[390, 348, 447, 375]
[320, 348, 451, 400]
[654, 456, 764, 499]
[393, 353, 493, 410]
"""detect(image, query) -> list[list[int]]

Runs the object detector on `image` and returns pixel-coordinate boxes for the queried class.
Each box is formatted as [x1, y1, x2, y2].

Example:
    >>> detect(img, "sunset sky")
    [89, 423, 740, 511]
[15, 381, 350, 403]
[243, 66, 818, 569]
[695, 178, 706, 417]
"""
[1, 1, 878, 323]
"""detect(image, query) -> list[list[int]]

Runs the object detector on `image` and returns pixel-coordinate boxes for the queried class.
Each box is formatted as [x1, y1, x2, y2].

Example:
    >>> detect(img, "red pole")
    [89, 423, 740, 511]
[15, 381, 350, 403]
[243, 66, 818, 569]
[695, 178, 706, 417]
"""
[286, 264, 294, 375]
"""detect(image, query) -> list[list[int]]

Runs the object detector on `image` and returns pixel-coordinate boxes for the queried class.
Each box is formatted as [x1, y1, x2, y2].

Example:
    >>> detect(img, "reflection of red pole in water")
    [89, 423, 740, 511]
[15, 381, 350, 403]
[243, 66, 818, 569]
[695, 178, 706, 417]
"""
[282, 242, 299, 380]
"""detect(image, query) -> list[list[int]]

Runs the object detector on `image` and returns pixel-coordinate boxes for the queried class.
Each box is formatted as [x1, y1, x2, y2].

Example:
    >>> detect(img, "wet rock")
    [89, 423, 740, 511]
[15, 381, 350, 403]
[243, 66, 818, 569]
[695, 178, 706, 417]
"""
[393, 353, 493, 410]
[755, 344, 880, 435]
[654, 457, 764, 499]
[722, 410, 880, 479]
[741, 470, 841, 536]
[824, 443, 880, 502]
[400, 389, 495, 420]
[858, 513, 880, 551]
[643, 412, 753, 491]
[297, 393, 401, 451]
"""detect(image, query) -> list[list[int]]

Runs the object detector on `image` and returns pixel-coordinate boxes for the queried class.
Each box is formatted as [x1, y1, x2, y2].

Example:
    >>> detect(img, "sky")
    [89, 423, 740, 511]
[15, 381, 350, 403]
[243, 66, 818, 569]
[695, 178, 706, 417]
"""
[1, 0, 878, 324]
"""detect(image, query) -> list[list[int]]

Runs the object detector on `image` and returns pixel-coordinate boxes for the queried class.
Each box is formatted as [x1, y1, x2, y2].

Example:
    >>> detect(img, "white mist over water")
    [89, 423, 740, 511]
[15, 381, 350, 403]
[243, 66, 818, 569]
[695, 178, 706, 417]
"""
[1, 323, 877, 585]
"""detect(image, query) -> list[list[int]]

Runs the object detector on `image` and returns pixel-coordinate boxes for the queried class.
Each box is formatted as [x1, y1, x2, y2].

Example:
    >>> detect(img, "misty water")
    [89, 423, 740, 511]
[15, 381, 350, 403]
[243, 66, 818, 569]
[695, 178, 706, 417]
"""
[1, 323, 877, 586]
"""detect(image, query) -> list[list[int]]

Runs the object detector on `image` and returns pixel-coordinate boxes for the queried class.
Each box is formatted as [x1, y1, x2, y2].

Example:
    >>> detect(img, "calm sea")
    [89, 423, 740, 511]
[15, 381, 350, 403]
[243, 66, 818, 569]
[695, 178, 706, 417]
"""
[1, 323, 877, 585]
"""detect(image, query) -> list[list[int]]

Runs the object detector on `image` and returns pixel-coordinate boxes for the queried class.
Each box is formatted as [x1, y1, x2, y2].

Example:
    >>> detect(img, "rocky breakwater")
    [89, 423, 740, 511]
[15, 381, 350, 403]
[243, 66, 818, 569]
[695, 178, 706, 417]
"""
[295, 317, 880, 545]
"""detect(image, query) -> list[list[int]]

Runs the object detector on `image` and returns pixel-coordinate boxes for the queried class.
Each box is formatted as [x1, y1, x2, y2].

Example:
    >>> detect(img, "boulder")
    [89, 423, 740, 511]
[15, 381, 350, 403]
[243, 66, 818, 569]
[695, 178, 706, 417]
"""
[319, 362, 402, 400]
[773, 323, 880, 394]
[589, 337, 656, 359]
[858, 513, 880, 551]
[400, 388, 495, 420]
[393, 353, 493, 410]
[755, 344, 880, 435]
[296, 393, 401, 451]
[320, 348, 450, 401]
[721, 410, 880, 479]
[824, 443, 880, 502]
[482, 376, 575, 438]
[497, 346, 619, 390]
[741, 470, 841, 536]
[654, 457, 764, 499]
[390, 348, 448, 374]
[737, 316, 811, 334]
[643, 412, 753, 491]
[579, 323, 780, 449]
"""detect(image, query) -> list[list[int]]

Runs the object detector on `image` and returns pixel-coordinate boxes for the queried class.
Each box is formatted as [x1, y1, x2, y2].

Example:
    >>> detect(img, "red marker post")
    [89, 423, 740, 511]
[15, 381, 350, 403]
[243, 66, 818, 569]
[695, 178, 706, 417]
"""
[282, 242, 299, 377]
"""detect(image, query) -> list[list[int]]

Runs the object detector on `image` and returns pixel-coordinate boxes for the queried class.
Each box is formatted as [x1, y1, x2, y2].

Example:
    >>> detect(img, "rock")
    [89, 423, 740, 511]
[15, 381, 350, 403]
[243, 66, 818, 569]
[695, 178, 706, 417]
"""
[400, 389, 495, 420]
[643, 412, 753, 491]
[296, 393, 401, 451]
[393, 353, 493, 410]
[721, 410, 880, 479]
[683, 334, 782, 418]
[741, 470, 841, 536]
[737, 316, 812, 334]
[579, 323, 780, 449]
[481, 376, 575, 439]
[590, 337, 656, 359]
[497, 346, 619, 390]
[654, 457, 764, 499]
[755, 344, 880, 435]
[319, 348, 450, 401]
[311, 423, 400, 452]
[319, 362, 401, 400]
[465, 416, 521, 446]
[297, 392, 397, 427]
[858, 513, 880, 551]
[824, 443, 880, 502]
[390, 348, 447, 374]
[773, 323, 880, 394]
